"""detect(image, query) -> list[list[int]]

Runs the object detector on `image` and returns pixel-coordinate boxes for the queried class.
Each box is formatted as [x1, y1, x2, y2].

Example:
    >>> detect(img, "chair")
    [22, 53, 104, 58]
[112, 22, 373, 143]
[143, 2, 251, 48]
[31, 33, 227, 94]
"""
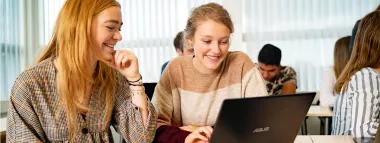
[0, 131, 5, 143]
[143, 83, 157, 100]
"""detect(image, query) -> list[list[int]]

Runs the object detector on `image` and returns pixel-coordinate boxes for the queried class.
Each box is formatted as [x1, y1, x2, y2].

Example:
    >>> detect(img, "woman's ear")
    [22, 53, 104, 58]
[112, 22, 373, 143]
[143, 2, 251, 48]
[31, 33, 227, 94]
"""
[176, 48, 183, 56]
[187, 38, 193, 46]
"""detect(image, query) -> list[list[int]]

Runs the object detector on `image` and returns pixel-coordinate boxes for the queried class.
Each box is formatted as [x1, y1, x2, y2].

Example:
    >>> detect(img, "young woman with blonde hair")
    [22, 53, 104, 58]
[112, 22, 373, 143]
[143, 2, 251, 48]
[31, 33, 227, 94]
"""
[152, 3, 267, 143]
[332, 11, 380, 138]
[6, 0, 157, 142]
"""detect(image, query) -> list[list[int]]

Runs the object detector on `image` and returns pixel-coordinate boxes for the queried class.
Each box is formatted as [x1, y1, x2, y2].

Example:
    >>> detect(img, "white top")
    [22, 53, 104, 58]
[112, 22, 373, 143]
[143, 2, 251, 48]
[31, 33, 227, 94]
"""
[332, 67, 380, 138]
[320, 67, 337, 107]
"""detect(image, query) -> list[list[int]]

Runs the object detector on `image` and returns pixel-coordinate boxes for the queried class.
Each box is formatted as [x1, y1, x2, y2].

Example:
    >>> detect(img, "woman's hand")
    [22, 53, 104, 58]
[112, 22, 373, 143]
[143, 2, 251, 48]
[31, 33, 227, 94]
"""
[112, 50, 147, 108]
[112, 50, 149, 126]
[180, 125, 199, 132]
[185, 126, 213, 143]
[112, 50, 140, 81]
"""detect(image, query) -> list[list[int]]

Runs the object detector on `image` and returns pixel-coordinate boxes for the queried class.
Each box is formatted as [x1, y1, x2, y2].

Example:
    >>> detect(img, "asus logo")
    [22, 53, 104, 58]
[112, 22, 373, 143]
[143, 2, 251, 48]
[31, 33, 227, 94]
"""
[252, 127, 270, 133]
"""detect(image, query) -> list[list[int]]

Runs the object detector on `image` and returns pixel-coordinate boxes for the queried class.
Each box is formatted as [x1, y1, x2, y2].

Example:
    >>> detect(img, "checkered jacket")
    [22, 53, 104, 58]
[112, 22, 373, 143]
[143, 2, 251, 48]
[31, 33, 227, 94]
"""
[6, 58, 157, 143]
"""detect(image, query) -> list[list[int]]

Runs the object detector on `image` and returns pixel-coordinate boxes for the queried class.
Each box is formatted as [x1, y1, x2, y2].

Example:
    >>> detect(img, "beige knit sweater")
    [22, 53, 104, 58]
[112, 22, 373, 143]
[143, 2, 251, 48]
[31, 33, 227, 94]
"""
[152, 51, 268, 128]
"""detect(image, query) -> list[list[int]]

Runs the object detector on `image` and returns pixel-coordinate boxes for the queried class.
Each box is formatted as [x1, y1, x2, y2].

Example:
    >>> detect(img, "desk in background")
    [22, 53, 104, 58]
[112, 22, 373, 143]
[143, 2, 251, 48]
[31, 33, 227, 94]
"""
[304, 105, 333, 135]
[310, 135, 354, 143]
[307, 105, 333, 117]
[294, 135, 313, 143]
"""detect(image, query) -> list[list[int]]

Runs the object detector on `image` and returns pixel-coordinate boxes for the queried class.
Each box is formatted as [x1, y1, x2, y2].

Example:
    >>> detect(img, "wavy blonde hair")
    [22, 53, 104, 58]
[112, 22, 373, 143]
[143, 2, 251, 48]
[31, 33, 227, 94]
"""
[184, 2, 234, 41]
[335, 11, 380, 94]
[38, 0, 120, 140]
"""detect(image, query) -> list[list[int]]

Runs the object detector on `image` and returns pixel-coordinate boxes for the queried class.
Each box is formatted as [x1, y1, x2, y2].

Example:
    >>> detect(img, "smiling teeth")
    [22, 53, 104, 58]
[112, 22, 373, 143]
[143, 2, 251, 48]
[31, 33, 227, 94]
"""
[207, 56, 219, 60]
[105, 44, 114, 48]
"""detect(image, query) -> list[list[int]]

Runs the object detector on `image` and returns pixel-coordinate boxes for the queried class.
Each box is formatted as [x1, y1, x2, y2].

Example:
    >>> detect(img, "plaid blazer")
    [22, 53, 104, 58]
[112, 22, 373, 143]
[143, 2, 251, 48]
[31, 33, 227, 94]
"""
[6, 58, 157, 143]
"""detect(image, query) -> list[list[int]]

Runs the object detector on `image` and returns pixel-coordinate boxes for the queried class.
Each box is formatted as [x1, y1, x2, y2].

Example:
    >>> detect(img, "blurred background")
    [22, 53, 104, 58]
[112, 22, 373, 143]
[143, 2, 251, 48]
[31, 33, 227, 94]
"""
[0, 0, 379, 140]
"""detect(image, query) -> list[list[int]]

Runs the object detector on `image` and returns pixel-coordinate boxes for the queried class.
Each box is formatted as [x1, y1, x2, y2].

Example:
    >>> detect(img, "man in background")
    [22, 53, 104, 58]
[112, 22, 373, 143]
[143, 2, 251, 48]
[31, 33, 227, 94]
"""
[161, 31, 194, 74]
[257, 44, 297, 95]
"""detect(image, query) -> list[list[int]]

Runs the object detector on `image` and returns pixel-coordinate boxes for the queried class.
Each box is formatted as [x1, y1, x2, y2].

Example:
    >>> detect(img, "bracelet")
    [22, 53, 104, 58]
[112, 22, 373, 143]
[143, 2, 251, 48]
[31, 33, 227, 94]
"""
[127, 75, 142, 83]
[129, 83, 144, 86]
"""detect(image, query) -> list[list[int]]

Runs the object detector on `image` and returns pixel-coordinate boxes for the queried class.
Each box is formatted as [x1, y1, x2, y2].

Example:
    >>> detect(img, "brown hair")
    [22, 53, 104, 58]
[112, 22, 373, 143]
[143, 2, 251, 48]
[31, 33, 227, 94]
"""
[335, 11, 380, 94]
[173, 31, 184, 51]
[333, 36, 351, 78]
[38, 0, 120, 140]
[184, 2, 234, 41]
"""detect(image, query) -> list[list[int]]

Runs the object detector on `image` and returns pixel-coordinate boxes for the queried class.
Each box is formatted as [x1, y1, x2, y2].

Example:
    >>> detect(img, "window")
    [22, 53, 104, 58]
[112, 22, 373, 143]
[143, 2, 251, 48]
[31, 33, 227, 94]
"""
[1, 0, 379, 136]
[2, 0, 379, 102]
[242, 0, 378, 91]
[0, 0, 45, 122]
[118, 0, 221, 82]
[42, 0, 221, 83]
[0, 0, 24, 130]
[0, 0, 222, 115]
[0, 0, 22, 101]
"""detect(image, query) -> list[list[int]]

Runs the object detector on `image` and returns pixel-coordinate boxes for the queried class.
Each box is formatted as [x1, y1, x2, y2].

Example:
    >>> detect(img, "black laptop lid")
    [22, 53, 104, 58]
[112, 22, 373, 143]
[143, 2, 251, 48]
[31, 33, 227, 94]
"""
[210, 92, 315, 143]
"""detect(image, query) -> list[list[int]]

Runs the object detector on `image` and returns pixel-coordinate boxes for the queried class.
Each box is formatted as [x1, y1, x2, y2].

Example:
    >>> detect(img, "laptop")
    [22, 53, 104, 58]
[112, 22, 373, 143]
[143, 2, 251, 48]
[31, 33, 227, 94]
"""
[210, 92, 316, 143]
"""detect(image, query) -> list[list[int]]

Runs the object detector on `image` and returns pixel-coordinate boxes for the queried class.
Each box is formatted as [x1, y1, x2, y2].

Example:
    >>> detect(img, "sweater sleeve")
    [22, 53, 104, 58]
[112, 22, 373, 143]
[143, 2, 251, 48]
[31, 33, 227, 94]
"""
[152, 62, 191, 142]
[243, 67, 269, 97]
[112, 74, 158, 143]
[239, 53, 268, 97]
[153, 125, 191, 143]
[152, 66, 175, 127]
[6, 74, 46, 143]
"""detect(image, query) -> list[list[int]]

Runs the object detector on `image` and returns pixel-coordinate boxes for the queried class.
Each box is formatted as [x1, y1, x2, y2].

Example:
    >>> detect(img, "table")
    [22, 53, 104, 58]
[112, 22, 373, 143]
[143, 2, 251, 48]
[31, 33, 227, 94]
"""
[304, 106, 333, 135]
[294, 136, 313, 143]
[294, 135, 354, 143]
[309, 135, 354, 143]
[307, 106, 333, 117]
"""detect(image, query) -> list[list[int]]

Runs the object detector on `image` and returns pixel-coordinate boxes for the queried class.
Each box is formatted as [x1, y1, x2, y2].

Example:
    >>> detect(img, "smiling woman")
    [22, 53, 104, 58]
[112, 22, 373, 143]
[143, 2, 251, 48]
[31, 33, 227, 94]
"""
[91, 7, 123, 64]
[6, 0, 157, 142]
[152, 3, 268, 143]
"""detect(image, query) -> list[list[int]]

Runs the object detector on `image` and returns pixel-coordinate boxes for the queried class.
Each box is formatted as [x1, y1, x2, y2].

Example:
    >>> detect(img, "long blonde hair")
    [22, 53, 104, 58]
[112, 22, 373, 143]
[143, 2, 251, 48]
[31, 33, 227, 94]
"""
[38, 0, 120, 139]
[335, 11, 380, 94]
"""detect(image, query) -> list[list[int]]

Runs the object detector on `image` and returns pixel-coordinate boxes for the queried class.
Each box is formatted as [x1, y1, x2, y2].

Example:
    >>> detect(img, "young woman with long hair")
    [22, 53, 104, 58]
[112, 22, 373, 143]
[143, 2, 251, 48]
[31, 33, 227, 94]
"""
[6, 0, 157, 142]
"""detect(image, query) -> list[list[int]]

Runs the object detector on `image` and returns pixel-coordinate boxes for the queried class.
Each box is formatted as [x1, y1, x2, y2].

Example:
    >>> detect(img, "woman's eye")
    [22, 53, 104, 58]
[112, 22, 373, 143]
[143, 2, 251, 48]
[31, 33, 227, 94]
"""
[106, 26, 115, 30]
[203, 41, 211, 44]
